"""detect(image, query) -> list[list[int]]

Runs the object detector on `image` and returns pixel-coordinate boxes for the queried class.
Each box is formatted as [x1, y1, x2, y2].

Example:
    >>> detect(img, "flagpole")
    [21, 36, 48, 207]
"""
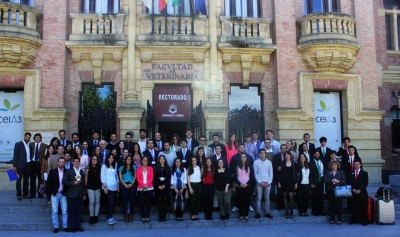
[151, 0, 155, 34]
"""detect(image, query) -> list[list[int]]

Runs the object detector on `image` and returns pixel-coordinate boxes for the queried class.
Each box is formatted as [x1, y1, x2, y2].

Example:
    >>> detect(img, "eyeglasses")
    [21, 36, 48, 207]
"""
[200, 140, 206, 141]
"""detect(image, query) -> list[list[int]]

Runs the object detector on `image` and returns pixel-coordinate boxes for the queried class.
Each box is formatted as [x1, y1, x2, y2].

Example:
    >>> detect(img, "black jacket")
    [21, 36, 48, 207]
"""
[47, 167, 67, 196]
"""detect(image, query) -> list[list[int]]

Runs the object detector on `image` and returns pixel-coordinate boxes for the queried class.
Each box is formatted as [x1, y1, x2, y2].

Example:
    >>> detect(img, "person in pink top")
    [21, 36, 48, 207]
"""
[136, 156, 154, 223]
[225, 134, 238, 165]
[234, 153, 255, 221]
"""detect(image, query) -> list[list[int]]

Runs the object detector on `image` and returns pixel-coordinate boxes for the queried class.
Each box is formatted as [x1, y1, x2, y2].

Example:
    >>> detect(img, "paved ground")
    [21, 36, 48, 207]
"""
[0, 223, 398, 237]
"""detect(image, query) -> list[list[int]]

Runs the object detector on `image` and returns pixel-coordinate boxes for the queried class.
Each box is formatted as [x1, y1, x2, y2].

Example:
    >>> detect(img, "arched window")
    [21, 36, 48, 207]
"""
[2, 0, 34, 7]
[303, 0, 340, 15]
[224, 0, 261, 18]
[81, 0, 119, 14]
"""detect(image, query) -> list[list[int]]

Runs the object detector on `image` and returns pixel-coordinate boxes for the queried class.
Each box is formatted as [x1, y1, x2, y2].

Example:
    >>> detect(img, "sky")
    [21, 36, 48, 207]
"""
[229, 86, 261, 110]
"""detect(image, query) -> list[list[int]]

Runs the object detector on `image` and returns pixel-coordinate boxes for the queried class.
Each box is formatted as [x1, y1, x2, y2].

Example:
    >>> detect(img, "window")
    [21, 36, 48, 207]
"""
[303, 0, 340, 15]
[145, 0, 192, 15]
[383, 1, 400, 51]
[81, 0, 119, 14]
[1, 0, 34, 7]
[224, 0, 261, 18]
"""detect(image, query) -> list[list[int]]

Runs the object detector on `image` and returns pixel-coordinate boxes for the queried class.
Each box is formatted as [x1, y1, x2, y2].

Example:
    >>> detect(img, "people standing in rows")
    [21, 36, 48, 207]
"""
[286, 140, 297, 163]
[310, 150, 325, 216]
[81, 141, 90, 156]
[153, 132, 163, 152]
[341, 143, 361, 213]
[278, 151, 297, 218]
[47, 157, 68, 233]
[124, 132, 135, 152]
[159, 141, 177, 167]
[88, 131, 100, 156]
[324, 160, 346, 225]
[211, 145, 228, 169]
[50, 137, 60, 154]
[117, 141, 125, 160]
[202, 158, 215, 220]
[137, 129, 148, 152]
[118, 156, 136, 223]
[64, 153, 72, 170]
[42, 145, 54, 205]
[272, 144, 287, 210]
[301, 143, 311, 162]
[177, 139, 193, 168]
[132, 144, 142, 169]
[337, 137, 359, 163]
[170, 134, 182, 152]
[234, 153, 255, 221]
[107, 133, 119, 151]
[316, 137, 331, 168]
[260, 130, 280, 153]
[71, 133, 80, 148]
[99, 140, 110, 165]
[298, 133, 315, 155]
[225, 134, 238, 165]
[185, 129, 199, 152]
[30, 133, 48, 198]
[193, 135, 212, 158]
[187, 157, 202, 221]
[73, 145, 89, 171]
[171, 158, 187, 221]
[85, 155, 102, 224]
[58, 130, 71, 147]
[154, 155, 171, 222]
[63, 157, 86, 232]
[296, 153, 311, 216]
[49, 145, 65, 171]
[137, 156, 154, 223]
[13, 133, 31, 200]
[209, 133, 227, 157]
[254, 149, 273, 219]
[348, 160, 369, 226]
[214, 158, 231, 220]
[119, 148, 130, 167]
[251, 132, 263, 154]
[143, 140, 158, 168]
[101, 154, 119, 225]
[244, 134, 258, 161]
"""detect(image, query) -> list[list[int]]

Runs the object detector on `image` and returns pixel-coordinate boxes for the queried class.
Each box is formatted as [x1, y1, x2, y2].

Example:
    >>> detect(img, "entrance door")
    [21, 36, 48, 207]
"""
[158, 122, 188, 142]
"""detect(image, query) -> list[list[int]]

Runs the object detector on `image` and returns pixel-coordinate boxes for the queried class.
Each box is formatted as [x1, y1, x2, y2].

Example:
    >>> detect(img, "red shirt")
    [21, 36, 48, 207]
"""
[203, 171, 214, 184]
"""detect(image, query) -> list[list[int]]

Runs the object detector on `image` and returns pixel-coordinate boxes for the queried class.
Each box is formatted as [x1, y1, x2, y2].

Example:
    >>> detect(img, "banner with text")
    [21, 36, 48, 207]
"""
[142, 63, 203, 80]
[154, 85, 191, 121]
[0, 91, 24, 162]
[314, 92, 342, 151]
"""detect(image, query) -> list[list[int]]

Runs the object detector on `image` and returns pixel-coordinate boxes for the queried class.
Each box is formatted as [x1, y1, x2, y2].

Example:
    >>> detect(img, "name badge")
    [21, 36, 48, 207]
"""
[160, 177, 165, 181]
[182, 160, 186, 163]
[152, 161, 156, 165]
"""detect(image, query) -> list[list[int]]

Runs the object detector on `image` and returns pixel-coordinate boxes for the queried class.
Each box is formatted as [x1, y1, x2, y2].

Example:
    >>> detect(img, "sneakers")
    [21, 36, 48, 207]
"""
[249, 206, 254, 211]
[107, 218, 117, 225]
[231, 206, 239, 212]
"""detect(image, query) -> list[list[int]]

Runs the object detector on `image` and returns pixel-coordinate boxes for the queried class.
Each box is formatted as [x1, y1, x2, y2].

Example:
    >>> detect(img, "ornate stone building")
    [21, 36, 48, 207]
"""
[2, 0, 400, 187]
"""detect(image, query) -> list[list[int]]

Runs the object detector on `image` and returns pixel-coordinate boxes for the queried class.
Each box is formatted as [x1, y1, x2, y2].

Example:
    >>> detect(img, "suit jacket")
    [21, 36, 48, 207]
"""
[106, 141, 119, 152]
[210, 155, 228, 169]
[272, 153, 285, 174]
[176, 149, 194, 168]
[193, 145, 213, 158]
[59, 139, 72, 147]
[186, 138, 199, 152]
[88, 140, 100, 156]
[324, 169, 346, 191]
[136, 166, 154, 189]
[208, 143, 227, 157]
[29, 142, 48, 165]
[142, 149, 159, 168]
[13, 141, 29, 169]
[99, 149, 110, 165]
[316, 146, 331, 168]
[62, 167, 86, 198]
[309, 158, 325, 186]
[298, 142, 315, 155]
[47, 167, 67, 196]
[350, 169, 368, 197]
[153, 139, 164, 151]
[342, 153, 361, 184]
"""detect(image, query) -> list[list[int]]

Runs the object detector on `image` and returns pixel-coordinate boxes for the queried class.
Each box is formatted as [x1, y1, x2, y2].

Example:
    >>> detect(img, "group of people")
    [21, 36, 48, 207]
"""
[11, 128, 370, 233]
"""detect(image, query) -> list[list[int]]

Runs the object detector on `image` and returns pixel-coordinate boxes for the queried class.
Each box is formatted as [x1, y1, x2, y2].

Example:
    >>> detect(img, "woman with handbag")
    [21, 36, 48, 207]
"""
[154, 155, 171, 222]
[187, 156, 202, 221]
[324, 160, 346, 225]
[171, 158, 187, 221]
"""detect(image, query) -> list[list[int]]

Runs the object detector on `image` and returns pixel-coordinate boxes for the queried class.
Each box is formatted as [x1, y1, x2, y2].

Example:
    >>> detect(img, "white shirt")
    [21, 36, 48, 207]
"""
[301, 168, 310, 184]
[189, 166, 201, 183]
[23, 141, 30, 162]
[138, 139, 147, 152]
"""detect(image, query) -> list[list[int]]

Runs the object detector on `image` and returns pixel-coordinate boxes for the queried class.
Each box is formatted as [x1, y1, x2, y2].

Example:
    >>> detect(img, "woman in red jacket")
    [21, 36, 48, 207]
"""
[136, 156, 154, 223]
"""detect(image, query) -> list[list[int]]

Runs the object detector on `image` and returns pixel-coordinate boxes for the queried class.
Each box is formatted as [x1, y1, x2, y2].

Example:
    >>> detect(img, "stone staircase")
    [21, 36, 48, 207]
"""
[0, 184, 398, 231]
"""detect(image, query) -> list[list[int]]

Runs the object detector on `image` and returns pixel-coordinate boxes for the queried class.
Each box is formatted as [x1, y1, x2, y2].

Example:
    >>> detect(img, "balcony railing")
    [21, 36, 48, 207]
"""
[69, 13, 125, 43]
[0, 1, 41, 36]
[219, 16, 273, 46]
[297, 12, 357, 45]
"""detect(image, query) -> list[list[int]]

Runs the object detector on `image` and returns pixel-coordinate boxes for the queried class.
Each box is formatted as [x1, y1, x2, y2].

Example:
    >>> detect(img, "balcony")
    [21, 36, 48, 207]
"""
[66, 13, 126, 84]
[297, 12, 360, 73]
[218, 16, 276, 86]
[0, 2, 42, 68]
[136, 14, 210, 63]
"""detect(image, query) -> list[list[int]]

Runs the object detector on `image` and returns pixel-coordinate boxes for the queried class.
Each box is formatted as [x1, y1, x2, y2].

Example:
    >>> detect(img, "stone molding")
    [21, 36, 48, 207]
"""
[136, 44, 210, 63]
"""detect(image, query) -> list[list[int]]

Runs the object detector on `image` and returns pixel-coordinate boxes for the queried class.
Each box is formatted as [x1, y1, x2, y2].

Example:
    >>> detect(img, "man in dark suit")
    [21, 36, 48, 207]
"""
[230, 144, 253, 176]
[12, 132, 32, 200]
[337, 137, 359, 171]
[208, 133, 227, 157]
[48, 145, 65, 172]
[309, 150, 325, 216]
[315, 136, 331, 168]
[142, 139, 159, 168]
[58, 130, 72, 147]
[298, 133, 315, 155]
[98, 140, 110, 165]
[348, 159, 369, 226]
[106, 133, 119, 151]
[29, 133, 48, 198]
[176, 139, 193, 168]
[342, 145, 361, 184]
[123, 131, 135, 152]
[88, 131, 100, 156]
[185, 128, 199, 152]
[47, 157, 68, 233]
[63, 157, 86, 232]
[272, 144, 287, 209]
[210, 144, 228, 168]
[71, 133, 80, 148]
[153, 132, 164, 152]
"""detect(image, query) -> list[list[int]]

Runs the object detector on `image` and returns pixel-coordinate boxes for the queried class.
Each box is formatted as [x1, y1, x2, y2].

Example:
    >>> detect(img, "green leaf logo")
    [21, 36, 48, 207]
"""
[0, 99, 20, 112]
[320, 101, 326, 111]
[4, 99, 10, 110]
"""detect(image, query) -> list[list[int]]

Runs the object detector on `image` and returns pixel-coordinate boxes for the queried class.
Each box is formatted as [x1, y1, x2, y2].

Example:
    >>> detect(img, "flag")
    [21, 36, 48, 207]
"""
[172, 0, 179, 7]
[142, 0, 152, 9]
[159, 0, 168, 11]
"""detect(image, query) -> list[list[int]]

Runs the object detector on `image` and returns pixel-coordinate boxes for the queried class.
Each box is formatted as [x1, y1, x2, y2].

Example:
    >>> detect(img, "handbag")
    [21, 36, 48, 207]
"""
[38, 183, 46, 195]
[334, 184, 352, 198]
[172, 193, 185, 211]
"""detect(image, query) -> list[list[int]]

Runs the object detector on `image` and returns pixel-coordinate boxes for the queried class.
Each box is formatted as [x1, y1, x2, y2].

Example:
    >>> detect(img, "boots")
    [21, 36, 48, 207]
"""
[94, 216, 98, 224]
[89, 216, 94, 225]
[129, 213, 133, 222]
[124, 214, 129, 223]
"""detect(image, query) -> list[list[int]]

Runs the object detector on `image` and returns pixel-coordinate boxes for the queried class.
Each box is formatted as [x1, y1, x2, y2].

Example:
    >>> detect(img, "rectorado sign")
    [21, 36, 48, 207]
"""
[154, 85, 191, 121]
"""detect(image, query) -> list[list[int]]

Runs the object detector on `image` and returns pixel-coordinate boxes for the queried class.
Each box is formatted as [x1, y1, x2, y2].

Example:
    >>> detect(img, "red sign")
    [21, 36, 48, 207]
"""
[154, 85, 191, 121]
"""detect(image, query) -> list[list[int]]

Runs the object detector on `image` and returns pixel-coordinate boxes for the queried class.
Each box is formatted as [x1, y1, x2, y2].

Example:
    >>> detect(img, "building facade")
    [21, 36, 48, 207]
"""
[2, 0, 400, 187]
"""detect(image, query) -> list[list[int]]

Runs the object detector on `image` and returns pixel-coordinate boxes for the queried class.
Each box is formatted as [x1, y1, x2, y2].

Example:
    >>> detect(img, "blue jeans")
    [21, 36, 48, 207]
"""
[120, 185, 136, 214]
[51, 193, 68, 229]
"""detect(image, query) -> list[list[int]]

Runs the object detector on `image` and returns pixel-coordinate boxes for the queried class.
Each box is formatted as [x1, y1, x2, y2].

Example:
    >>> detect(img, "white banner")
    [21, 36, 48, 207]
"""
[0, 91, 24, 163]
[314, 92, 342, 151]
